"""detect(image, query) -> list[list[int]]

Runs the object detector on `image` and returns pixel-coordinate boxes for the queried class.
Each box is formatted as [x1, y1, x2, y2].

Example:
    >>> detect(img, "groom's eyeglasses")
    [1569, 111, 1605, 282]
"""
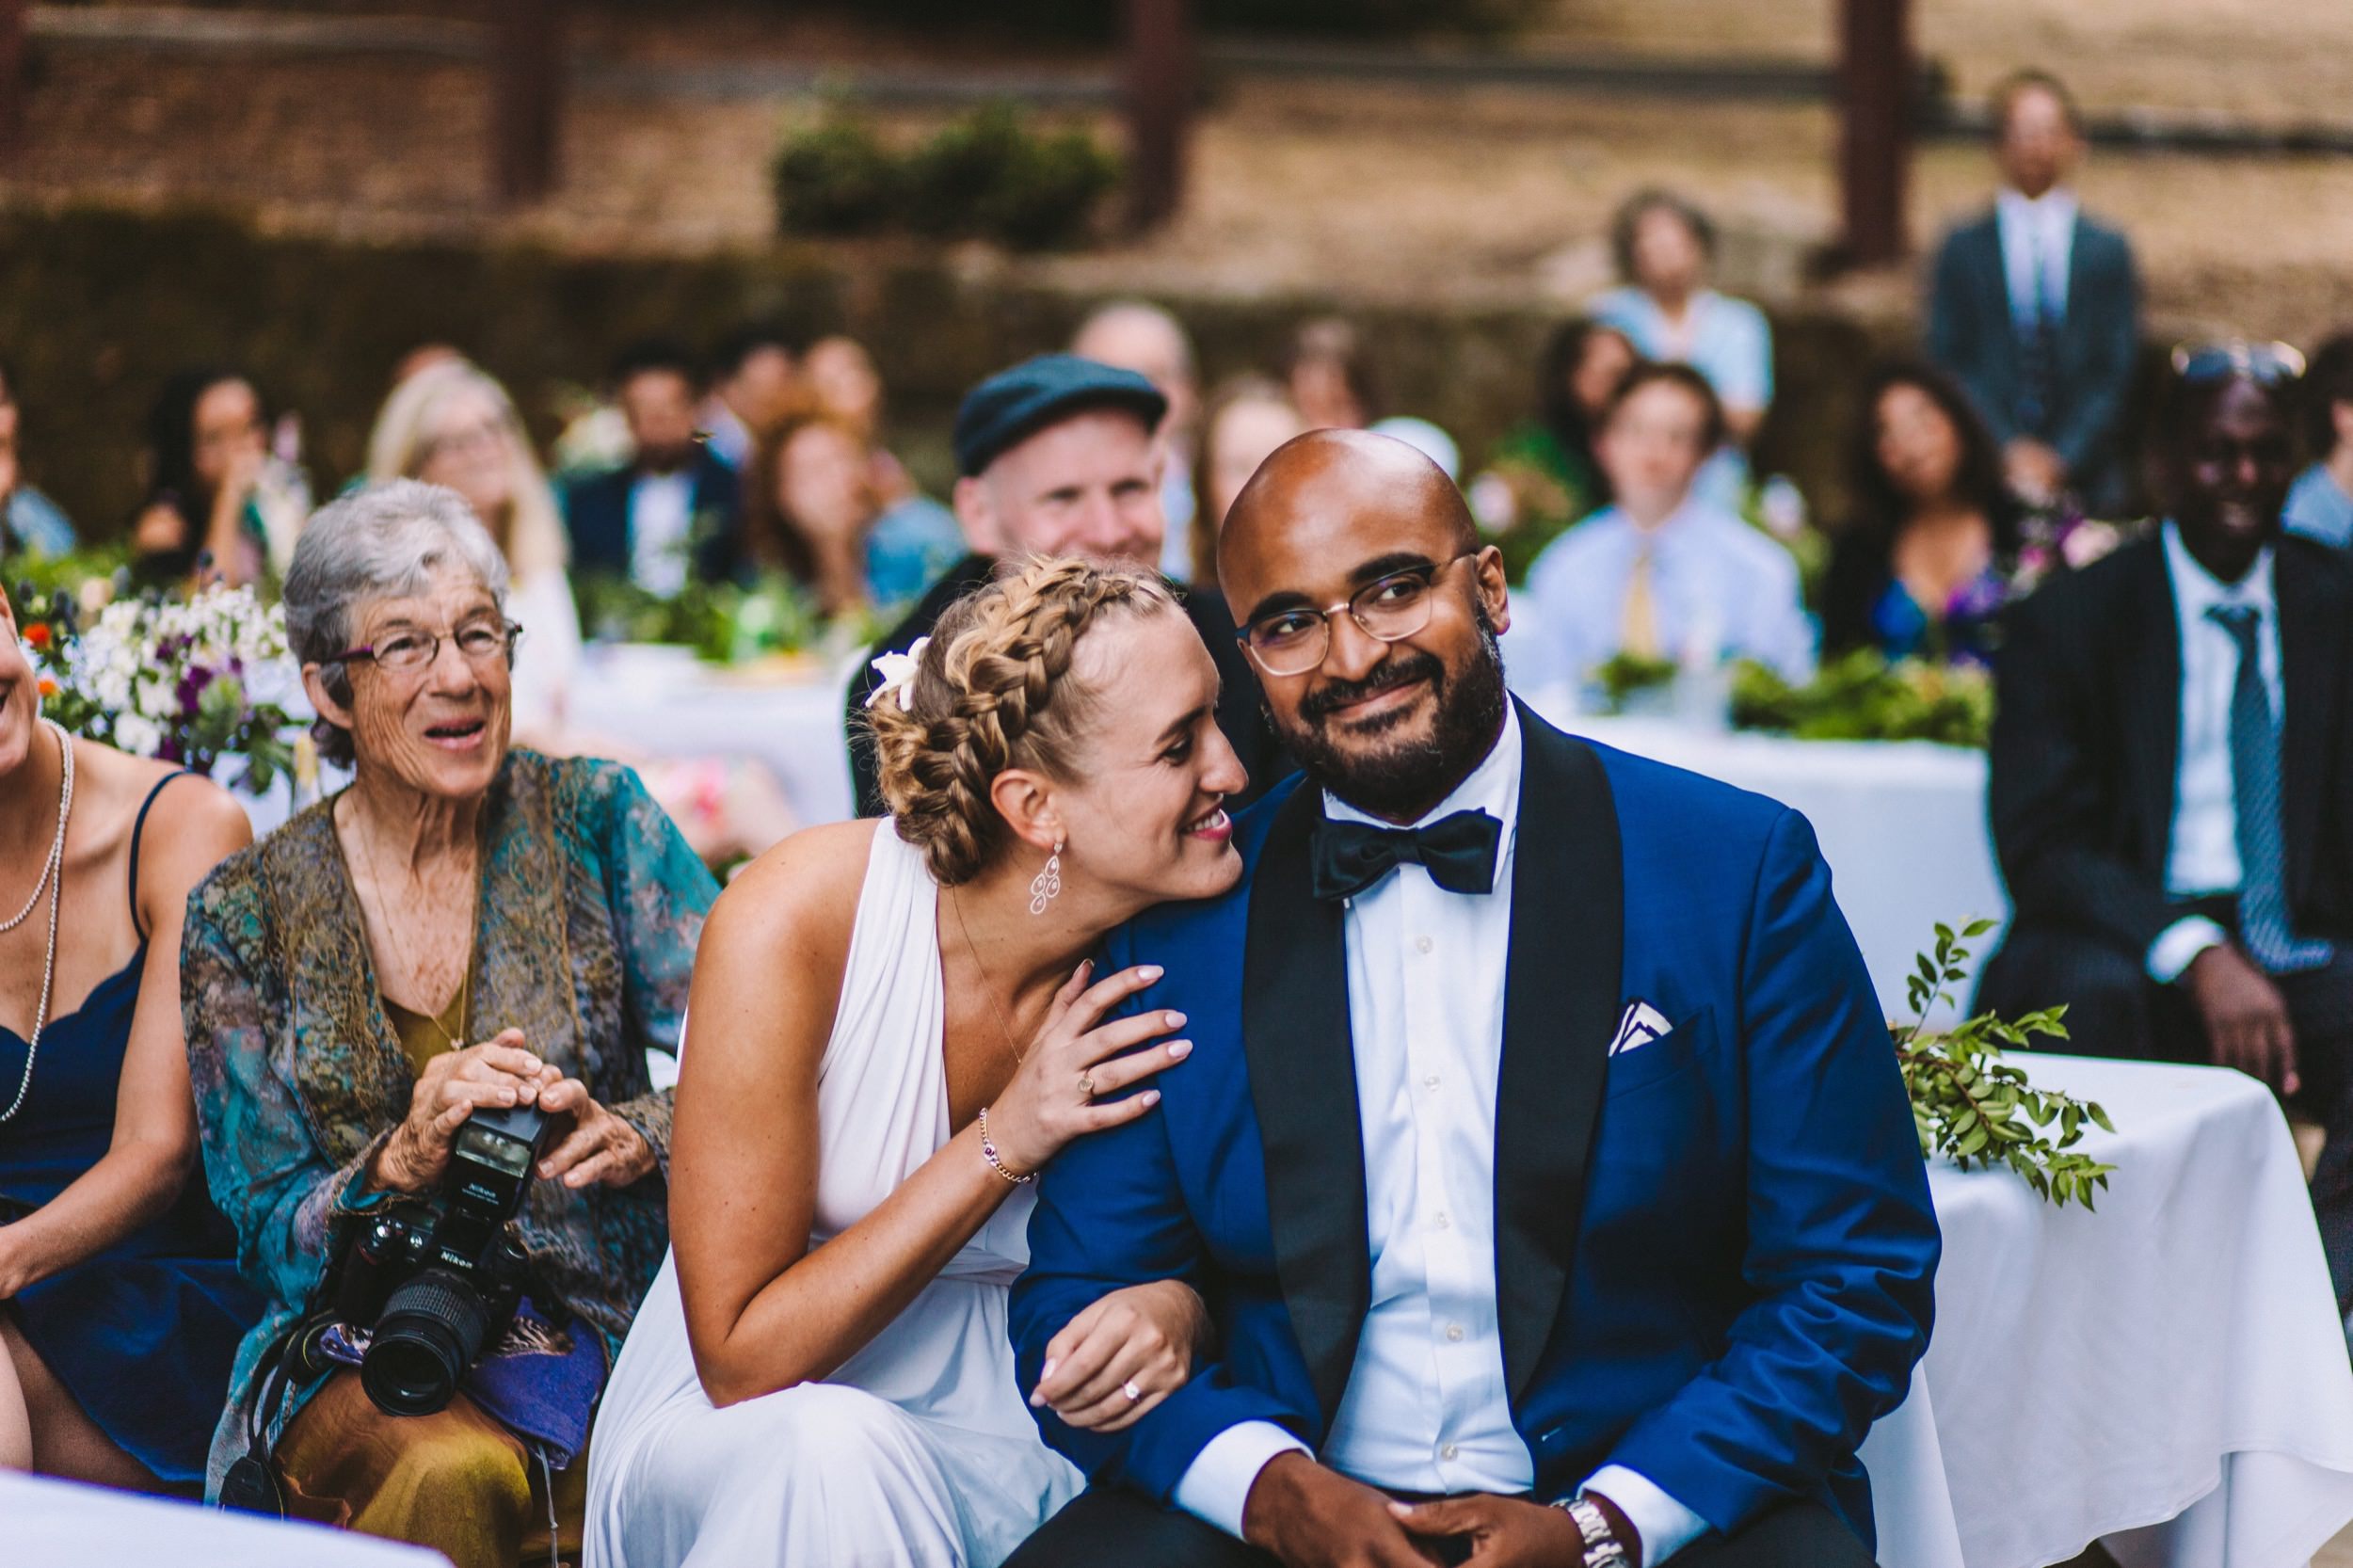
[1238, 552, 1480, 679]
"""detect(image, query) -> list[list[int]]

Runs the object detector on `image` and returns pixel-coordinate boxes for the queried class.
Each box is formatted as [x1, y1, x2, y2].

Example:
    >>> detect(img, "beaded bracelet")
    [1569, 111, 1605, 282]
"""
[978, 1107, 1034, 1185]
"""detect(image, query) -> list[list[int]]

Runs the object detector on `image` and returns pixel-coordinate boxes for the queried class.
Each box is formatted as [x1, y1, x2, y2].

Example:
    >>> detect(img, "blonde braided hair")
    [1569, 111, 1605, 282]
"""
[869, 557, 1176, 886]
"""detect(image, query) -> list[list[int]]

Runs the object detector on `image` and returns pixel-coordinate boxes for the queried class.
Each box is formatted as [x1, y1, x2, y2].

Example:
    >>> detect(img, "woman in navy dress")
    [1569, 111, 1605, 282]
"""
[0, 582, 261, 1491]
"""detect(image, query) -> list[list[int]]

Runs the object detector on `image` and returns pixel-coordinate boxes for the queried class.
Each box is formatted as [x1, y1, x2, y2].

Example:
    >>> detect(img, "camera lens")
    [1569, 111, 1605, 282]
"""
[361, 1267, 493, 1416]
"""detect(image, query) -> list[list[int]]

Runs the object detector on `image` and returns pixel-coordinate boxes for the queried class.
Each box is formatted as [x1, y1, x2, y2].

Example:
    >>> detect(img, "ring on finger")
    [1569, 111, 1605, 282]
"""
[1123, 1380, 1143, 1403]
[1078, 1069, 1096, 1098]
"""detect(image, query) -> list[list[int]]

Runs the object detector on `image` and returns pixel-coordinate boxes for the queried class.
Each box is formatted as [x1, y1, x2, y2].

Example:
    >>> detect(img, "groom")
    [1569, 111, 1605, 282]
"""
[1007, 430, 1939, 1568]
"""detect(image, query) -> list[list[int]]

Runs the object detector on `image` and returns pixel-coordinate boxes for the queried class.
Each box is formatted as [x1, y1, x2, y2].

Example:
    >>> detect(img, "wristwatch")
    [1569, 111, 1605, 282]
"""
[1555, 1493, 1630, 1568]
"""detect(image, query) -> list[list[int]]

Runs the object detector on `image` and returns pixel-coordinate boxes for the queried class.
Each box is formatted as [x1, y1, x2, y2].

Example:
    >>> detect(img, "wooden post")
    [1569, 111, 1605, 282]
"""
[1838, 0, 1913, 266]
[1125, 0, 1193, 232]
[0, 0, 27, 160]
[492, 0, 563, 205]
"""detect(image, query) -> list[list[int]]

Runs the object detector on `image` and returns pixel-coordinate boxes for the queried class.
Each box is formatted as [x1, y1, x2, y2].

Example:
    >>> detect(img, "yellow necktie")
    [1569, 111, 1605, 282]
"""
[1622, 549, 1661, 660]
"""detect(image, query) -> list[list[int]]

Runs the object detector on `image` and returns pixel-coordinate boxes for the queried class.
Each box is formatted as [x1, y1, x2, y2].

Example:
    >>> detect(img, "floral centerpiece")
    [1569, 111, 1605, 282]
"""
[17, 573, 300, 792]
[1730, 650, 1994, 748]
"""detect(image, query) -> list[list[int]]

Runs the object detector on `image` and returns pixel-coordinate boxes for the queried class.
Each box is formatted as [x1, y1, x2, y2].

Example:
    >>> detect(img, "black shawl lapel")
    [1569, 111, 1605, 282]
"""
[2276, 547, 2343, 906]
[1495, 700, 1624, 1404]
[1242, 780, 1369, 1424]
[2123, 543, 2184, 873]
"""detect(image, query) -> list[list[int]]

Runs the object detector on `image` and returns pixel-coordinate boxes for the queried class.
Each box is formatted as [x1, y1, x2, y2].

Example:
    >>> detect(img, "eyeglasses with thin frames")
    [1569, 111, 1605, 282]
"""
[330, 617, 522, 676]
[1237, 551, 1482, 678]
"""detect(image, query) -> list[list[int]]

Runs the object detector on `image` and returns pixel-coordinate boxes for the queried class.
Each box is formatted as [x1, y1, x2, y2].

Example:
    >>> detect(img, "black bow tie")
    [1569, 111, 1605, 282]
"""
[1310, 809, 1503, 902]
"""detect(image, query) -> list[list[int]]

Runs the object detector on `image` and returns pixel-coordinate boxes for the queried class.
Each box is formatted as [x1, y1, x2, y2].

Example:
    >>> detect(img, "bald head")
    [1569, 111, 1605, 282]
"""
[1219, 428, 1508, 823]
[1220, 429, 1476, 618]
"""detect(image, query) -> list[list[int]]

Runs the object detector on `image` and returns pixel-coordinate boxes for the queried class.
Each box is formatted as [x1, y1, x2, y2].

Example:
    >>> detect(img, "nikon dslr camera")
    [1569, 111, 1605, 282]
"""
[325, 1099, 557, 1416]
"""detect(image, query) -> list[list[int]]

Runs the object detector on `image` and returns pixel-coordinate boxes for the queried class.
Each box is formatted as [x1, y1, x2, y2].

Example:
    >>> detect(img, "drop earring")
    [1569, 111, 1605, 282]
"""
[1029, 840, 1064, 915]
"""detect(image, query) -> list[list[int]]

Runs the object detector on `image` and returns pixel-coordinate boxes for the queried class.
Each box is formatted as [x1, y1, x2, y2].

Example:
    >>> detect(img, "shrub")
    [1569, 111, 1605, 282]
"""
[776, 103, 1120, 251]
[774, 115, 904, 237]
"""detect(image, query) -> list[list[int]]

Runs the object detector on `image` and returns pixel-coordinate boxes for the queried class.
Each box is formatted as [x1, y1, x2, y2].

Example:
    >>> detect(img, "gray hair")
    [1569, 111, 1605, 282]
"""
[285, 478, 510, 767]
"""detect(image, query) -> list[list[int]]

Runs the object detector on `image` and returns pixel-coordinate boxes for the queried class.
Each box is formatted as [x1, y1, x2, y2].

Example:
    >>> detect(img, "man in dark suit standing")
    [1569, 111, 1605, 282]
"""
[1928, 72, 2140, 515]
[1981, 348, 2353, 1305]
[562, 340, 743, 597]
[843, 354, 1288, 817]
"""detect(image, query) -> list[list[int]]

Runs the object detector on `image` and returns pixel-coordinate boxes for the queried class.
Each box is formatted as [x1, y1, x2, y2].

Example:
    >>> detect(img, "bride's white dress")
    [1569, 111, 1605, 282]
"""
[585, 824, 1083, 1567]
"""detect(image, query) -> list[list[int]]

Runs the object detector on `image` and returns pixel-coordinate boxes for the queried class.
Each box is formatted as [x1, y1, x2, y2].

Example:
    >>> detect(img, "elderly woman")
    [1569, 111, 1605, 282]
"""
[181, 480, 714, 1566]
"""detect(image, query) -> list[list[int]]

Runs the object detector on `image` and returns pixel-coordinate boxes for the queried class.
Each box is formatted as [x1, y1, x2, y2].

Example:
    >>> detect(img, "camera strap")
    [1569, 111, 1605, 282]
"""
[216, 1314, 329, 1517]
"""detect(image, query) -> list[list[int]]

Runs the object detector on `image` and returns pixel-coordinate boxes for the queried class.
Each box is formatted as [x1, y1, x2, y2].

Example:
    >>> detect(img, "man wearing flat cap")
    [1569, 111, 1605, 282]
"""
[843, 353, 1289, 815]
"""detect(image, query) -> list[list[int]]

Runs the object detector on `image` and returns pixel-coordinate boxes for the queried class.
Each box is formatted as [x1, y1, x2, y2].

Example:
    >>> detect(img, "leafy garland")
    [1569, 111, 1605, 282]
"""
[1897, 919, 2116, 1208]
[1733, 651, 1993, 748]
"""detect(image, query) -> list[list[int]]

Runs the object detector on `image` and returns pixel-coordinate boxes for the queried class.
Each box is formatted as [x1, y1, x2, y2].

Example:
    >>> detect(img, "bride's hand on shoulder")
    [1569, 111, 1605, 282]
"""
[984, 960, 1191, 1176]
[1031, 1278, 1210, 1432]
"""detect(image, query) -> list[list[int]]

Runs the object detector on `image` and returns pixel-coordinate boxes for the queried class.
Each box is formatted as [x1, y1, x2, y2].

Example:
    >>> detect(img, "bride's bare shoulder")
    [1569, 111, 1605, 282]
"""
[698, 818, 883, 964]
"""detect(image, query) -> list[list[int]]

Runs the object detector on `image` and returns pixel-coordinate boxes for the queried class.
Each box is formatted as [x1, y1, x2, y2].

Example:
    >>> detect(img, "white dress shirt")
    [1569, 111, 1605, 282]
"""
[1995, 186, 2077, 327]
[2147, 520, 2283, 982]
[1173, 708, 1707, 1564]
[627, 470, 697, 599]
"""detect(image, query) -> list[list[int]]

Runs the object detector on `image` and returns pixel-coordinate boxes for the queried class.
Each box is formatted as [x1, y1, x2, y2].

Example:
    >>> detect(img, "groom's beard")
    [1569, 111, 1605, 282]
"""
[1271, 606, 1509, 823]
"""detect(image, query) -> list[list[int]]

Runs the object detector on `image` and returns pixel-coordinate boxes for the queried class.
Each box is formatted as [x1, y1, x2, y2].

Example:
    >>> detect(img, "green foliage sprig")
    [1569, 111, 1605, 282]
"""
[1592, 651, 1679, 713]
[1731, 650, 1993, 748]
[1897, 919, 2116, 1208]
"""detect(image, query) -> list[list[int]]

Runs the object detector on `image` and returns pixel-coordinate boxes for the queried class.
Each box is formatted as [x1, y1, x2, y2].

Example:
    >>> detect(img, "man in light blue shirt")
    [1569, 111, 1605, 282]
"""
[2285, 331, 2353, 549]
[1518, 364, 1814, 703]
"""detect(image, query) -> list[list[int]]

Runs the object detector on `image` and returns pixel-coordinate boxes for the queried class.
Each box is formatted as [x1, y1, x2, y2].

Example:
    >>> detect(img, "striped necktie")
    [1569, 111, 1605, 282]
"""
[2208, 603, 2333, 972]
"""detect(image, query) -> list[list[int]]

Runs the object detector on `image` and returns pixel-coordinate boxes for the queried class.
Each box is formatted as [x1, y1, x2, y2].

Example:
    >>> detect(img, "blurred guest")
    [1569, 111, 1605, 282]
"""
[1929, 71, 2139, 514]
[844, 354, 1289, 817]
[0, 584, 260, 1492]
[1468, 318, 1638, 582]
[1072, 300, 1202, 580]
[367, 358, 584, 744]
[1284, 317, 1380, 432]
[1822, 361, 2026, 664]
[700, 325, 798, 473]
[183, 482, 713, 1558]
[1188, 376, 1305, 590]
[130, 369, 311, 588]
[2286, 331, 2353, 549]
[390, 344, 464, 389]
[0, 360, 76, 560]
[1980, 349, 2353, 1305]
[1523, 363, 1813, 692]
[1591, 190, 1772, 505]
[747, 413, 965, 619]
[562, 342, 742, 600]
[800, 334, 917, 506]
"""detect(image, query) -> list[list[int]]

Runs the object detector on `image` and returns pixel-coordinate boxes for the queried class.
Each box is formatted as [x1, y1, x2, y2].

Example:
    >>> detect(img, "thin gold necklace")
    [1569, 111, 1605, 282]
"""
[349, 807, 477, 1053]
[949, 886, 1027, 1067]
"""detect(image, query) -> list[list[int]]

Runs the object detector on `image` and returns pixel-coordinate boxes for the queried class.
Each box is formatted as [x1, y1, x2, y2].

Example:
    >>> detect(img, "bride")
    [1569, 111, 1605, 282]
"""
[586, 558, 1250, 1566]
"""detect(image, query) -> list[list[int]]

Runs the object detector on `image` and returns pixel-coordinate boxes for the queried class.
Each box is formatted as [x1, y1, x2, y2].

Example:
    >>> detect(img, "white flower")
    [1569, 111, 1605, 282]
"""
[864, 636, 931, 712]
[113, 712, 162, 758]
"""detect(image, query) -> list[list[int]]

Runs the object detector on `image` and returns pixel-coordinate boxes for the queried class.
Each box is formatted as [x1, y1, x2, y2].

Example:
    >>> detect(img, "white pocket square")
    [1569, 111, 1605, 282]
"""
[1609, 1000, 1673, 1057]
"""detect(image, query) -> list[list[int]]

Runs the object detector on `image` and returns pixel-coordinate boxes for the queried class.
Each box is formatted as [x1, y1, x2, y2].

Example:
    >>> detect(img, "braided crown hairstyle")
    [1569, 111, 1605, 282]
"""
[869, 557, 1176, 886]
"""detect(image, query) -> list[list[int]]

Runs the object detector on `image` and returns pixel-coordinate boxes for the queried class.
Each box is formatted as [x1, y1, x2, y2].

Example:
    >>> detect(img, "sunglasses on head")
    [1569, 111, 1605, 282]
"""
[2170, 341, 2306, 386]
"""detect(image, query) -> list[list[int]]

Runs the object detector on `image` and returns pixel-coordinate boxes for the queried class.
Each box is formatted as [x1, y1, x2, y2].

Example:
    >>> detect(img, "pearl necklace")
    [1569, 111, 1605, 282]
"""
[1, 719, 75, 1126]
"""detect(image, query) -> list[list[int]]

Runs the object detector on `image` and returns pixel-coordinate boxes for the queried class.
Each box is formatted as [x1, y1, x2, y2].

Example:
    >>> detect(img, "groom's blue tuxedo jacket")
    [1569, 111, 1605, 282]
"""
[1009, 703, 1940, 1545]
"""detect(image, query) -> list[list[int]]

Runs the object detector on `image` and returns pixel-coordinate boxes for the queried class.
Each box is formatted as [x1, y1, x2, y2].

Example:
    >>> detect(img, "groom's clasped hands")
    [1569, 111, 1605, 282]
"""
[1241, 1450, 1609, 1568]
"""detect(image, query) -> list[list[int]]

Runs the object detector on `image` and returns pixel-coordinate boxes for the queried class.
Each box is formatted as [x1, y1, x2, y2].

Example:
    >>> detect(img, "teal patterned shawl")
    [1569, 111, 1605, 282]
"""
[181, 750, 714, 1496]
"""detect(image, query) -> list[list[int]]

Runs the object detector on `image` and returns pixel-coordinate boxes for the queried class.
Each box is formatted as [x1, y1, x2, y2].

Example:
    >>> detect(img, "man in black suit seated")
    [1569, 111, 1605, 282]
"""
[563, 339, 743, 598]
[1981, 347, 2353, 1308]
[843, 354, 1289, 817]
[1928, 72, 2140, 515]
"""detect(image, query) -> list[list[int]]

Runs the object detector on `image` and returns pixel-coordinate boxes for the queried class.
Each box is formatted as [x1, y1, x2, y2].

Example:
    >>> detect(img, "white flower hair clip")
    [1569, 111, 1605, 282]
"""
[865, 636, 931, 712]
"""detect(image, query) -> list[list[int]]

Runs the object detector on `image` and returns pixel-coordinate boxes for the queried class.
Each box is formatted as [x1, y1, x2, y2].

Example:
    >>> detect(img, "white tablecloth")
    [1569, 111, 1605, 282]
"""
[4, 1471, 449, 1568]
[566, 644, 856, 830]
[1861, 1054, 2353, 1568]
[1528, 698, 2005, 1028]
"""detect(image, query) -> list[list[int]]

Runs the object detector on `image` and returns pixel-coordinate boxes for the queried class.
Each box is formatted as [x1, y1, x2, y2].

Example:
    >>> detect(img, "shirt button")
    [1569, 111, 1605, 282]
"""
[1415, 935, 1433, 955]
[1423, 1073, 1441, 1091]
[1446, 1322, 1465, 1342]
[1431, 1210, 1450, 1231]
[1440, 1443, 1460, 1462]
